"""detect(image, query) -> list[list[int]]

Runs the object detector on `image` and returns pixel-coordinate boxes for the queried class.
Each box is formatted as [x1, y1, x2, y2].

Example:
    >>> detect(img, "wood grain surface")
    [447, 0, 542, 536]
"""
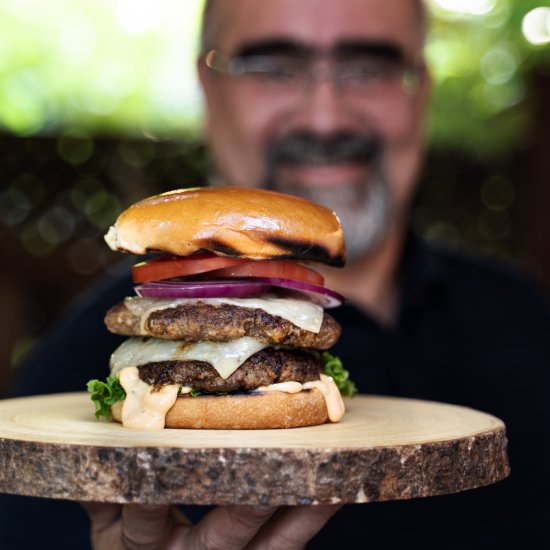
[0, 392, 509, 505]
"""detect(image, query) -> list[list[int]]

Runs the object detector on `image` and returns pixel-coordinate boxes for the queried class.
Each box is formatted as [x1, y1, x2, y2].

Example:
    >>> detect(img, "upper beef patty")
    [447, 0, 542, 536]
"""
[105, 301, 340, 349]
[138, 348, 322, 393]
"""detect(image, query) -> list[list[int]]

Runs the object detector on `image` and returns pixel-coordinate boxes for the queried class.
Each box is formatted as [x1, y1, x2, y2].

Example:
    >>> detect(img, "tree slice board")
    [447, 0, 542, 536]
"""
[0, 392, 509, 506]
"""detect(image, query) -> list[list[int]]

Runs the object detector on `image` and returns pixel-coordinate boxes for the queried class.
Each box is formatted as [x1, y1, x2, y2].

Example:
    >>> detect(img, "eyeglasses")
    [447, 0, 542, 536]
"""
[204, 49, 421, 98]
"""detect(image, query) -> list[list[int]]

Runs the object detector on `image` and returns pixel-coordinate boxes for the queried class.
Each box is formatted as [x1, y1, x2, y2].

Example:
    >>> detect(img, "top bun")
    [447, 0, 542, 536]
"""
[105, 187, 346, 266]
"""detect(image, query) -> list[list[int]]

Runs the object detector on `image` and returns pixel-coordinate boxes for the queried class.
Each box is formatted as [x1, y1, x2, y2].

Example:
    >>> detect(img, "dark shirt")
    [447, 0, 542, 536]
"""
[1, 235, 549, 549]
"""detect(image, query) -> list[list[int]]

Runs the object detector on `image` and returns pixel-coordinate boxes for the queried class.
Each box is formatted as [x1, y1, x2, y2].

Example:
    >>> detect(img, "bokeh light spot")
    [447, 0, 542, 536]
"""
[480, 47, 518, 86]
[432, 0, 497, 17]
[483, 79, 525, 112]
[21, 224, 56, 257]
[481, 175, 516, 211]
[0, 69, 46, 135]
[0, 191, 30, 227]
[58, 12, 96, 64]
[67, 238, 108, 275]
[425, 221, 461, 248]
[522, 7, 550, 45]
[57, 131, 94, 165]
[70, 177, 105, 212]
[84, 192, 122, 229]
[37, 207, 75, 245]
[477, 210, 512, 241]
[116, 0, 160, 34]
[12, 173, 46, 207]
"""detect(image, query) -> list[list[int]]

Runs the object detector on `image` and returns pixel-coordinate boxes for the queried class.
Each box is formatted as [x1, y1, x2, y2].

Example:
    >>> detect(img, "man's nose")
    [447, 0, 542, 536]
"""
[294, 73, 355, 134]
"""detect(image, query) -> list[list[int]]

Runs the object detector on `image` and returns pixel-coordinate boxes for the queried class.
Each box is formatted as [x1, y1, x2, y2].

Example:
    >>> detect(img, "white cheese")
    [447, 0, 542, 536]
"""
[110, 336, 268, 380]
[124, 294, 324, 334]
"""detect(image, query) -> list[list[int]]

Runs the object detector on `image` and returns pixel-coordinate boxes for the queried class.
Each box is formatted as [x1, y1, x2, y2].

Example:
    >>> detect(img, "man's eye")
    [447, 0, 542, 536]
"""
[241, 58, 303, 80]
[340, 60, 399, 82]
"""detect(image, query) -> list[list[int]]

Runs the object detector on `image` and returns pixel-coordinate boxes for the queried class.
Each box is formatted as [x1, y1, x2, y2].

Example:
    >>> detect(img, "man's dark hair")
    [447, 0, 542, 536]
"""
[200, 0, 427, 54]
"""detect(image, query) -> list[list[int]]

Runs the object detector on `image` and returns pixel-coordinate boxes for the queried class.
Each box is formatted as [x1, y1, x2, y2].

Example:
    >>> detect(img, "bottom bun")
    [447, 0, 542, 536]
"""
[113, 389, 329, 429]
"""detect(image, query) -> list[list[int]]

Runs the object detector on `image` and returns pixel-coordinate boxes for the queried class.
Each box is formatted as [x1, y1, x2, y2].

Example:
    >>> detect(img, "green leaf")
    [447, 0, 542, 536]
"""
[322, 352, 357, 397]
[186, 388, 227, 397]
[86, 376, 126, 420]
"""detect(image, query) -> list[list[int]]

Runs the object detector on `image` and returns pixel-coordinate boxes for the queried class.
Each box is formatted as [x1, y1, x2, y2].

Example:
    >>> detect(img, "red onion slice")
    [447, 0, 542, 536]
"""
[251, 277, 345, 308]
[134, 278, 345, 308]
[135, 280, 271, 299]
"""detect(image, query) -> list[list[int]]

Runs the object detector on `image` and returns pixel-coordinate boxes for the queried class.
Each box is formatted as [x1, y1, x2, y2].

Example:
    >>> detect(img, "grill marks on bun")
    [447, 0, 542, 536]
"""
[104, 187, 346, 266]
[265, 237, 343, 266]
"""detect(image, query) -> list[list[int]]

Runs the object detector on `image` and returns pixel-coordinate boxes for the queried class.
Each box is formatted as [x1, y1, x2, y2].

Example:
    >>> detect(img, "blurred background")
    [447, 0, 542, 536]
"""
[1, 0, 549, 397]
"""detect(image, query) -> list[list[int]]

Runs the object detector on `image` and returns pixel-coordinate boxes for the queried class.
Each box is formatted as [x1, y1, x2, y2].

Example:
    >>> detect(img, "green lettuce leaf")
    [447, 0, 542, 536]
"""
[322, 352, 357, 397]
[186, 388, 227, 397]
[86, 376, 126, 420]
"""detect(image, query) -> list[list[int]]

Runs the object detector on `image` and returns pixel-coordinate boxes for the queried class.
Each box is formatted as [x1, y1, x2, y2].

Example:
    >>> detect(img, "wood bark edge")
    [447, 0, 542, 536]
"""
[0, 427, 509, 505]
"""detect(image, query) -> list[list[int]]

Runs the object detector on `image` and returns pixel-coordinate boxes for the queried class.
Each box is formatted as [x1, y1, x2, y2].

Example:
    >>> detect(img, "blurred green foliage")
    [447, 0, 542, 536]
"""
[426, 0, 550, 157]
[0, 0, 205, 138]
[0, 0, 549, 153]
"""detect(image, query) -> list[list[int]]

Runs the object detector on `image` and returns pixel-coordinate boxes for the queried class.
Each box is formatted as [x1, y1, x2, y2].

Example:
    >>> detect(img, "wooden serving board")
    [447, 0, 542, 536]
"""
[0, 393, 509, 506]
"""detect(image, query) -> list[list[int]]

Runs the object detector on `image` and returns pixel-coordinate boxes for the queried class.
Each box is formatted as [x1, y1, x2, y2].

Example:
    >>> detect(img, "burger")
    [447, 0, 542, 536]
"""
[87, 187, 356, 430]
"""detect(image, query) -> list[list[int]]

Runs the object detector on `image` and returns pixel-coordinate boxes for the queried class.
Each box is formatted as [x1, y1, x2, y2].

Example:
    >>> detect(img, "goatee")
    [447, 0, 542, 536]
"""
[265, 132, 392, 260]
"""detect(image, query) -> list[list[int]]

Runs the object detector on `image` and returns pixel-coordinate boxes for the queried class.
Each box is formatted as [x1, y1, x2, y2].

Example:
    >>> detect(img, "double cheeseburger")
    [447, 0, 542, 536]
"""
[88, 187, 355, 430]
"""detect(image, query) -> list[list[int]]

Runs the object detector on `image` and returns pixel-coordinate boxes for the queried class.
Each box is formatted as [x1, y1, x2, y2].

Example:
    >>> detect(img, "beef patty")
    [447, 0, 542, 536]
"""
[138, 348, 321, 393]
[105, 301, 340, 349]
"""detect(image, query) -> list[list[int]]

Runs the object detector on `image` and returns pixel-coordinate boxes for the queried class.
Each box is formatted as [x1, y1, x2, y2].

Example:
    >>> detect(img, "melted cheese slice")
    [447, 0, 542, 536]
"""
[124, 295, 324, 334]
[110, 336, 268, 380]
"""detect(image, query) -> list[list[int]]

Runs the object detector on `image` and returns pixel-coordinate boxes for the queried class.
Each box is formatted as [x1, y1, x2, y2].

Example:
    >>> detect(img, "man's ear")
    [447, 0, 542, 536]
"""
[197, 56, 213, 106]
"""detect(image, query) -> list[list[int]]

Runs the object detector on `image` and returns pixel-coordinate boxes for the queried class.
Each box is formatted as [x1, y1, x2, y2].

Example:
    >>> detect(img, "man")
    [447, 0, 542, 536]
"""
[2, 1, 549, 548]
[198, 0, 428, 324]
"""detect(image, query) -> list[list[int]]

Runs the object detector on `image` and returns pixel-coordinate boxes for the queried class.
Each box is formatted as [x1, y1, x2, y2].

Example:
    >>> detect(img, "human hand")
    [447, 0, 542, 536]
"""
[82, 502, 341, 550]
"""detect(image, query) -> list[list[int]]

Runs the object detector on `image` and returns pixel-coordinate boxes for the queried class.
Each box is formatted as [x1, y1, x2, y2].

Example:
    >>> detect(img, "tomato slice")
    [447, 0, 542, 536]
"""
[132, 253, 246, 283]
[207, 261, 325, 286]
[132, 254, 325, 286]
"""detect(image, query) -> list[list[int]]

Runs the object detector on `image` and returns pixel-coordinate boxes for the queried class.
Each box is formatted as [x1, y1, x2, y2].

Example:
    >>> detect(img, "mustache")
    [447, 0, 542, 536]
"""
[266, 132, 382, 167]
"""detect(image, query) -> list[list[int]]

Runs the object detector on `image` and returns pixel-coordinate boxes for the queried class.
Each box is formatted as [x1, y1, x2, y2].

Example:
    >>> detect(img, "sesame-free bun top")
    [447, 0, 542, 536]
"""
[104, 187, 346, 266]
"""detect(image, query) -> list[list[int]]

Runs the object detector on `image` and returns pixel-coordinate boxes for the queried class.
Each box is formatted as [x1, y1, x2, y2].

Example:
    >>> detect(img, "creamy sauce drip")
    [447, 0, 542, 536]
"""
[256, 374, 345, 422]
[303, 374, 346, 422]
[124, 295, 324, 334]
[118, 367, 179, 430]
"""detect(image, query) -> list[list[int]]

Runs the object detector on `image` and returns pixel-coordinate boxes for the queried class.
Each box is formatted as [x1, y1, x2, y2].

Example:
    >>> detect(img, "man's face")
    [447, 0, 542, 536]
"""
[199, 0, 429, 259]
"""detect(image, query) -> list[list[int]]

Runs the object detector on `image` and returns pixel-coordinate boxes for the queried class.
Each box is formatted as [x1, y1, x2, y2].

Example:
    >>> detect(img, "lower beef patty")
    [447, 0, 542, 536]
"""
[138, 348, 321, 393]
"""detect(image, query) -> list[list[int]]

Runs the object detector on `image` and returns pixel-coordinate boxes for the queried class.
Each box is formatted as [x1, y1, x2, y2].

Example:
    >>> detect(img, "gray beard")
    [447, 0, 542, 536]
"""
[208, 151, 392, 260]
[265, 171, 392, 261]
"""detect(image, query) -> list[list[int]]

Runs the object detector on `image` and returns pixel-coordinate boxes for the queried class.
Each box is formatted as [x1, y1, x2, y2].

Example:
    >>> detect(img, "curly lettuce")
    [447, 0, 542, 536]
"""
[322, 352, 357, 397]
[87, 376, 126, 420]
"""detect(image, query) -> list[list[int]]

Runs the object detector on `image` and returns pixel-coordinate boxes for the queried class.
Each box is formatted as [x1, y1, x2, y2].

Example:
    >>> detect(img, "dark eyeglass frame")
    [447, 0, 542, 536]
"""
[204, 48, 422, 95]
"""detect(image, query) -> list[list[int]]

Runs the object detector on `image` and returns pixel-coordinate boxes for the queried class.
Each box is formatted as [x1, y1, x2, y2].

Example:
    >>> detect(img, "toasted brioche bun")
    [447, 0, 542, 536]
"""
[104, 187, 345, 266]
[111, 389, 328, 429]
